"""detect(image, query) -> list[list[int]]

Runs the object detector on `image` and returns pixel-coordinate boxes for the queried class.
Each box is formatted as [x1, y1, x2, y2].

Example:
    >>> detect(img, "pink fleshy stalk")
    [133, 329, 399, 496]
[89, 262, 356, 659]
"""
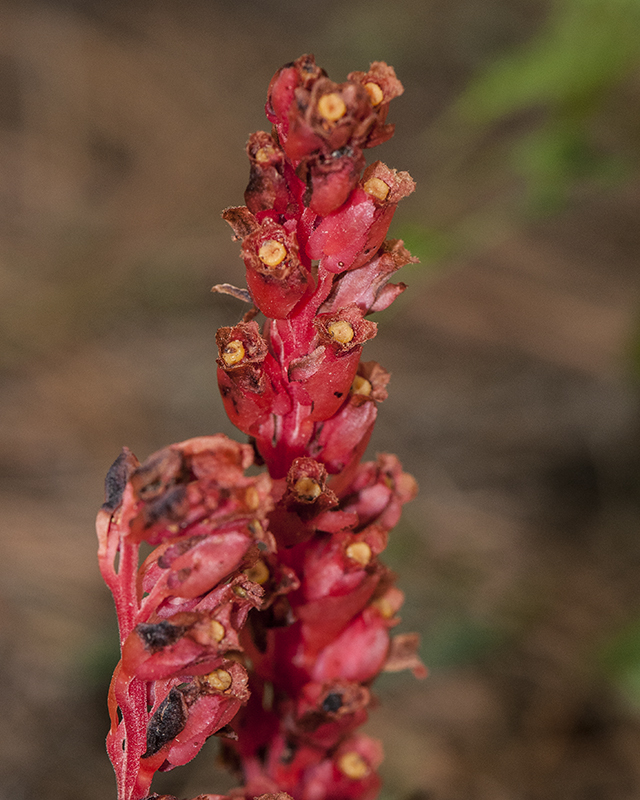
[98, 55, 425, 800]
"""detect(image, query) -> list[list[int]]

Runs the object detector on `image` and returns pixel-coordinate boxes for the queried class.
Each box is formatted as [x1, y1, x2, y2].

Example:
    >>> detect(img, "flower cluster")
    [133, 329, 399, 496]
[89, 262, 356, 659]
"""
[98, 55, 424, 800]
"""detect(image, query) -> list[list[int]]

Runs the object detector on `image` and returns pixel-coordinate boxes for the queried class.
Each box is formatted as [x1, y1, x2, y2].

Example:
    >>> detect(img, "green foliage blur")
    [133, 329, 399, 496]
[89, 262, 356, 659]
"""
[458, 0, 640, 212]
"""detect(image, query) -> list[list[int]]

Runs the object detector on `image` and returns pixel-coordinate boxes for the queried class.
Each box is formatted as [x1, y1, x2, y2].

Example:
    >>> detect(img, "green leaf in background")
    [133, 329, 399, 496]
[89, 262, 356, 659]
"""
[459, 0, 640, 121]
[421, 615, 505, 671]
[456, 0, 640, 210]
[598, 616, 640, 706]
[396, 223, 453, 267]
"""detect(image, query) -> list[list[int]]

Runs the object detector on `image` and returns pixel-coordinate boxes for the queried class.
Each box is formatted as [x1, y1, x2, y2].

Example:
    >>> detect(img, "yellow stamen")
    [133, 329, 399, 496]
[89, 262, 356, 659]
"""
[244, 486, 260, 510]
[364, 82, 384, 106]
[205, 668, 232, 692]
[328, 320, 354, 344]
[233, 585, 248, 598]
[351, 375, 372, 396]
[245, 560, 270, 585]
[222, 340, 245, 366]
[210, 620, 225, 642]
[364, 177, 390, 202]
[294, 476, 322, 502]
[255, 145, 276, 163]
[372, 596, 395, 619]
[346, 541, 372, 566]
[318, 92, 347, 122]
[338, 751, 370, 780]
[258, 239, 287, 267]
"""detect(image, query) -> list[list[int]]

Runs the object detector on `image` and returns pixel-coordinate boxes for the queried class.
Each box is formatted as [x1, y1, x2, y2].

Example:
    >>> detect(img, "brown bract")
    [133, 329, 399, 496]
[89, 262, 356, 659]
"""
[221, 206, 260, 240]
[347, 61, 404, 148]
[244, 131, 288, 214]
[301, 78, 376, 154]
[130, 447, 185, 503]
[383, 633, 428, 679]
[216, 321, 269, 392]
[242, 218, 303, 280]
[351, 361, 390, 406]
[314, 305, 377, 354]
[361, 161, 415, 206]
[283, 457, 338, 514]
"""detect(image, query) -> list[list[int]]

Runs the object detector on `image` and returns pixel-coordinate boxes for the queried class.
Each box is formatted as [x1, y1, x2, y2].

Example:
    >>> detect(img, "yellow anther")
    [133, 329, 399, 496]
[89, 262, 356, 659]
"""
[351, 375, 372, 396]
[317, 92, 347, 122]
[210, 620, 226, 642]
[258, 239, 287, 267]
[294, 476, 322, 502]
[346, 541, 372, 566]
[255, 145, 276, 163]
[222, 340, 245, 366]
[233, 585, 248, 598]
[245, 560, 270, 585]
[364, 177, 390, 202]
[245, 485, 260, 510]
[372, 596, 395, 619]
[327, 320, 354, 344]
[338, 751, 370, 780]
[205, 668, 233, 692]
[364, 82, 384, 106]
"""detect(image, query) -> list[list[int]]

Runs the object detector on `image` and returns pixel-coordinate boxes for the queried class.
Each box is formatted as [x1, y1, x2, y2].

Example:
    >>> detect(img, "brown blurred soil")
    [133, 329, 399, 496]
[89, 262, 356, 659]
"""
[2, 3, 640, 800]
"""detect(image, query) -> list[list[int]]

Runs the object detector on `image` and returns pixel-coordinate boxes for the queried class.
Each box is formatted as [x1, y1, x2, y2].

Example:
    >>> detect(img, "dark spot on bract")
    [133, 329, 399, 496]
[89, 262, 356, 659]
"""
[136, 620, 186, 652]
[322, 692, 343, 713]
[142, 687, 187, 758]
[102, 448, 137, 512]
[334, 391, 343, 398]
[142, 485, 189, 528]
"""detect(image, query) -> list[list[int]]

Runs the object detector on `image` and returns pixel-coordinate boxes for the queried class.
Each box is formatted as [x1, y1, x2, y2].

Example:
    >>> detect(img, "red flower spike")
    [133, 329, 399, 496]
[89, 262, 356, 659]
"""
[98, 56, 424, 800]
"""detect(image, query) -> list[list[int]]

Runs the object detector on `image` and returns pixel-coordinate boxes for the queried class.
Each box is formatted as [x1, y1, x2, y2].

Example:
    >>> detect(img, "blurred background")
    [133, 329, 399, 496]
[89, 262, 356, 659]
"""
[2, 0, 640, 798]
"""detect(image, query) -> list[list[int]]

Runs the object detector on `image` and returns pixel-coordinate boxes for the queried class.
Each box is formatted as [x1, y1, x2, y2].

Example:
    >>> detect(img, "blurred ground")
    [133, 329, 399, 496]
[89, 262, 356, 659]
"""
[2, 1, 640, 799]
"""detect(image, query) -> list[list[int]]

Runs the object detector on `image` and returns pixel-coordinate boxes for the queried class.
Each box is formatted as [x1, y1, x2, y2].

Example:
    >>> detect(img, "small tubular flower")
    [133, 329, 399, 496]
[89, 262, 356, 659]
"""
[223, 207, 312, 319]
